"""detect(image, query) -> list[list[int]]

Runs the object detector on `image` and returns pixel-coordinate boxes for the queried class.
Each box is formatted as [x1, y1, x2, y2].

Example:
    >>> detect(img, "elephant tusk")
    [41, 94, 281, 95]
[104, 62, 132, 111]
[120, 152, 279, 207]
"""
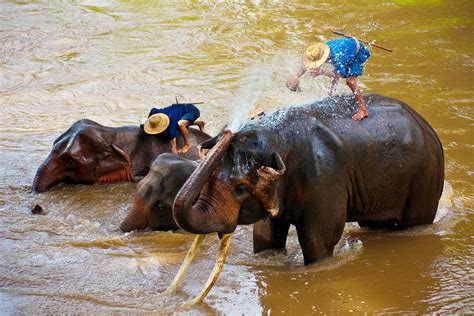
[164, 234, 206, 294]
[185, 233, 232, 306]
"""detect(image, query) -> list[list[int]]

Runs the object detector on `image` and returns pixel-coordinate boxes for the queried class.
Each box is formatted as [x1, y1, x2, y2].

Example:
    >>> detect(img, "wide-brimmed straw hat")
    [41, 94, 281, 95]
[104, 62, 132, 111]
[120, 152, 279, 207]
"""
[302, 43, 330, 69]
[144, 113, 170, 134]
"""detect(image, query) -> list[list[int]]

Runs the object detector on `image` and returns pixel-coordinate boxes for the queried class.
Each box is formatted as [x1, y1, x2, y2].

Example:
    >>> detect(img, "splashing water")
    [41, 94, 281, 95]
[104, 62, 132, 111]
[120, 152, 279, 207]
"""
[227, 62, 275, 132]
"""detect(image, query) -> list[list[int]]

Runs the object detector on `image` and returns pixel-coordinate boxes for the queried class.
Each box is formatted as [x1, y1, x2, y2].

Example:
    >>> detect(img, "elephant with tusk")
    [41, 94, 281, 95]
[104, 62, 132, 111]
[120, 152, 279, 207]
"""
[119, 152, 275, 305]
[32, 119, 210, 193]
[172, 94, 444, 267]
[119, 151, 284, 252]
[167, 94, 444, 304]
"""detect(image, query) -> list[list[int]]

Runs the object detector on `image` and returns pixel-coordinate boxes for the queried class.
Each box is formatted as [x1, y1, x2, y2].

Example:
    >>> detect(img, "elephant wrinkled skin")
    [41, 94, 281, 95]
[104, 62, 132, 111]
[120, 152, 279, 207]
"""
[32, 119, 210, 193]
[173, 94, 444, 265]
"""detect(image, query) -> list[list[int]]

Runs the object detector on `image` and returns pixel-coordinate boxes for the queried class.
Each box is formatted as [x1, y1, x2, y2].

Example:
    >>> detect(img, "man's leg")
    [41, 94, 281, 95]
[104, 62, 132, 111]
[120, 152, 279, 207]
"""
[192, 120, 205, 132]
[346, 76, 368, 121]
[329, 77, 339, 97]
[177, 119, 191, 154]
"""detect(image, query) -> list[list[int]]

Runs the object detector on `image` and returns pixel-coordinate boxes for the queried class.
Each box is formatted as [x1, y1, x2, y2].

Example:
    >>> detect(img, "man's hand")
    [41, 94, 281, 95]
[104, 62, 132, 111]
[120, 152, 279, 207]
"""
[285, 77, 301, 92]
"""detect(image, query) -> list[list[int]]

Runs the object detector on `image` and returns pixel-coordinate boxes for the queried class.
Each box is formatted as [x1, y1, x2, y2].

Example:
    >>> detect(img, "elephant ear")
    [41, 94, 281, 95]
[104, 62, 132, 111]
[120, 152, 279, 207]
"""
[253, 152, 286, 218]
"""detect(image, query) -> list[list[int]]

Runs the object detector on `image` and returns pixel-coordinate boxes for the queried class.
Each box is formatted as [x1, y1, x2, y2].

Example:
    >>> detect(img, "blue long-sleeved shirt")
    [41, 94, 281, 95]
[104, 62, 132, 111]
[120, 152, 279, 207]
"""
[148, 103, 200, 139]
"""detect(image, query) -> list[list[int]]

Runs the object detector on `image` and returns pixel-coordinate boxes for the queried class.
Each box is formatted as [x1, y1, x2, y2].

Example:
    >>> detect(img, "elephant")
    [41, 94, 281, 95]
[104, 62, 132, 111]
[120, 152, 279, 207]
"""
[32, 119, 210, 193]
[172, 94, 445, 265]
[119, 153, 198, 232]
[119, 152, 285, 265]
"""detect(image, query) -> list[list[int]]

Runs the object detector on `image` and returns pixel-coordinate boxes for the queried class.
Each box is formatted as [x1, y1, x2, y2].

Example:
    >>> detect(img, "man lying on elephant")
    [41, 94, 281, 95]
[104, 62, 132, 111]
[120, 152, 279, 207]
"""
[144, 103, 206, 154]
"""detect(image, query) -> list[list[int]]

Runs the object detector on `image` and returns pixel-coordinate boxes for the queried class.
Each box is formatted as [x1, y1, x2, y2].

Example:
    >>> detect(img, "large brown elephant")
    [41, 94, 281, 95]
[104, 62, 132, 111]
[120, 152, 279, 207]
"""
[172, 94, 444, 265]
[32, 119, 210, 193]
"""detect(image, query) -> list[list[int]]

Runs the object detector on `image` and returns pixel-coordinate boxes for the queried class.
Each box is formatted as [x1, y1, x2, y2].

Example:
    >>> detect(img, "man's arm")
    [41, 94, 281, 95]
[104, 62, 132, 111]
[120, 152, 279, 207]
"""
[177, 120, 191, 154]
[170, 138, 178, 154]
[309, 67, 339, 79]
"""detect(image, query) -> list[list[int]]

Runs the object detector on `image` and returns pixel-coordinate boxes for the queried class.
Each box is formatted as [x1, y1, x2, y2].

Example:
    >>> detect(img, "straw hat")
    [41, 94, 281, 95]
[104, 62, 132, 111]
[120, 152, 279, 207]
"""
[144, 113, 170, 134]
[302, 43, 330, 69]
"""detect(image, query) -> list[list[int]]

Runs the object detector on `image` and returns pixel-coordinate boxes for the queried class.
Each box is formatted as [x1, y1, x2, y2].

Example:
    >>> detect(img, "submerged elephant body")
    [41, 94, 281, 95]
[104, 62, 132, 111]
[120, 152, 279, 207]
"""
[120, 153, 198, 232]
[173, 94, 444, 265]
[32, 119, 210, 193]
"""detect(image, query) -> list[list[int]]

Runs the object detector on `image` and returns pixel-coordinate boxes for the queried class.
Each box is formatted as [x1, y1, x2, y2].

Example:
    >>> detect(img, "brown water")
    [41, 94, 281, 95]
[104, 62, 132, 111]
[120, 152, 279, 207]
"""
[1, 1, 473, 314]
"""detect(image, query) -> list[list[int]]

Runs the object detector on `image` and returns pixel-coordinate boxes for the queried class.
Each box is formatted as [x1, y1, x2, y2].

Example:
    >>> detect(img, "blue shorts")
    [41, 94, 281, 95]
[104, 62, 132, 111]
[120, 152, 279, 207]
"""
[180, 107, 200, 123]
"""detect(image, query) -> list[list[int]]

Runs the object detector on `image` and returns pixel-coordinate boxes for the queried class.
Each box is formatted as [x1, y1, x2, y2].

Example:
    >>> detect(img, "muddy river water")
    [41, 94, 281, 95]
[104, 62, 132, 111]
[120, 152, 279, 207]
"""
[0, 1, 472, 314]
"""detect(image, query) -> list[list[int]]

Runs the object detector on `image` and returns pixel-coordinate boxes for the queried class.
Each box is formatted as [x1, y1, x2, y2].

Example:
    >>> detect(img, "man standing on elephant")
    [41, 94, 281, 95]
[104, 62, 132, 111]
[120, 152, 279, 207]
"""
[286, 37, 371, 121]
[144, 103, 205, 154]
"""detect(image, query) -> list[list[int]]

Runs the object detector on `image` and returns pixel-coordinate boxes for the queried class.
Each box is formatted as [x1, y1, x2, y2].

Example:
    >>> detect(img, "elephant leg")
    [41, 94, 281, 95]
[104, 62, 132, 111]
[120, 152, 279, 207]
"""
[296, 192, 347, 265]
[296, 224, 335, 265]
[253, 217, 290, 253]
[399, 184, 439, 229]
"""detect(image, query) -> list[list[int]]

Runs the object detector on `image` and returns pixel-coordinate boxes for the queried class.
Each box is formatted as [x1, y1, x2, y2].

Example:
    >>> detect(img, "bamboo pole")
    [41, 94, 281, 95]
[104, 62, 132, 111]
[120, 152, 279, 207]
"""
[332, 30, 393, 52]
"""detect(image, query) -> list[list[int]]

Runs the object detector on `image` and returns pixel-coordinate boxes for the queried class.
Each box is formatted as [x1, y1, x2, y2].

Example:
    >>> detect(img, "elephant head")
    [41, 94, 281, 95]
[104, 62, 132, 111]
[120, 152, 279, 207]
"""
[120, 153, 198, 232]
[173, 129, 286, 234]
[32, 120, 132, 193]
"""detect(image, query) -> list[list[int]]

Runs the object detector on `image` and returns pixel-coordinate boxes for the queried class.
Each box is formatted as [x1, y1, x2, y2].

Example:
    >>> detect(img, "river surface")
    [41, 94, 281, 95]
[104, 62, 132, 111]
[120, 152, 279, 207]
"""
[0, 1, 473, 314]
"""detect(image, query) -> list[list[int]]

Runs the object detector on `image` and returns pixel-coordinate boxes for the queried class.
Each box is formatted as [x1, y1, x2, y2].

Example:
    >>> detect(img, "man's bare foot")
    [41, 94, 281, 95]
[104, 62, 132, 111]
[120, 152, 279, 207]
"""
[195, 121, 205, 132]
[352, 110, 368, 121]
[178, 143, 191, 154]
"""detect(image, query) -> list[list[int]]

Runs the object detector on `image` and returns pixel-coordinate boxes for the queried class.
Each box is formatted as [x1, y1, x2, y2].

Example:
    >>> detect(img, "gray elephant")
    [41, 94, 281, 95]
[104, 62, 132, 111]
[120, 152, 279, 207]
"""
[120, 153, 198, 232]
[172, 94, 445, 265]
[32, 119, 210, 193]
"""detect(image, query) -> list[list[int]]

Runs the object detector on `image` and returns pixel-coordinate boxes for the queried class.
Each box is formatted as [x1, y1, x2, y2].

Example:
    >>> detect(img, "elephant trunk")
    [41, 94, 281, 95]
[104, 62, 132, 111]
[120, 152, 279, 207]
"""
[119, 206, 149, 232]
[120, 193, 152, 232]
[32, 156, 65, 193]
[173, 130, 235, 234]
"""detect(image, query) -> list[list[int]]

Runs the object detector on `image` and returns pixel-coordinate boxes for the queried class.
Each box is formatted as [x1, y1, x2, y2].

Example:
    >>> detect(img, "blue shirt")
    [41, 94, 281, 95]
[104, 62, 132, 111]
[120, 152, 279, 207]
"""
[148, 103, 200, 139]
[326, 38, 371, 77]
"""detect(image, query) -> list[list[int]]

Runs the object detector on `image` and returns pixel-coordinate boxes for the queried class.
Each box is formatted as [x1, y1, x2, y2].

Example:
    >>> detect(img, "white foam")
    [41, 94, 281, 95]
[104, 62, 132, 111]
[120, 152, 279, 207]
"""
[434, 181, 454, 223]
[228, 62, 276, 132]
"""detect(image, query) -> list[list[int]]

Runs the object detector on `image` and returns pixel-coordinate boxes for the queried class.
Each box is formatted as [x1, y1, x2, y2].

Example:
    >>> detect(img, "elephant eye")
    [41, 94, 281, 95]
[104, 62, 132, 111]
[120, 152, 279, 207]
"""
[103, 153, 114, 161]
[234, 184, 246, 196]
[65, 156, 76, 165]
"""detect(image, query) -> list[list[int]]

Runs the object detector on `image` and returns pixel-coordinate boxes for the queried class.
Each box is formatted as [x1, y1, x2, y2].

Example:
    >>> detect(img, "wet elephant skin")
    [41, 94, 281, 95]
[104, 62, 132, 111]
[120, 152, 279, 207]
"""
[173, 94, 445, 265]
[32, 119, 210, 193]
